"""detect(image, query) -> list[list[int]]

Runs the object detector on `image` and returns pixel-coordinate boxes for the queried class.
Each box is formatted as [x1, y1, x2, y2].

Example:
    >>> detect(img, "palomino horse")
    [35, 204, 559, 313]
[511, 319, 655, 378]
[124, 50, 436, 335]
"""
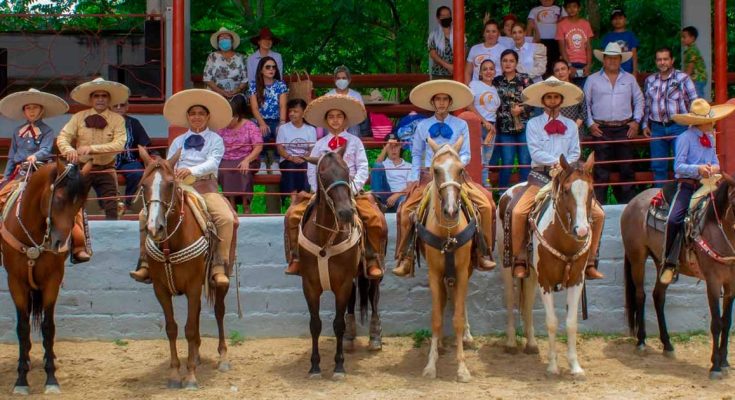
[2, 160, 92, 395]
[502, 154, 596, 377]
[622, 176, 735, 379]
[138, 147, 230, 389]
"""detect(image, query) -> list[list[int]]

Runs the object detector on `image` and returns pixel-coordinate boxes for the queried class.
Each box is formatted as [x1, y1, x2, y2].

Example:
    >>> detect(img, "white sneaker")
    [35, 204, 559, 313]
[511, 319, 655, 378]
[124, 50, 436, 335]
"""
[256, 161, 267, 175]
[270, 162, 281, 175]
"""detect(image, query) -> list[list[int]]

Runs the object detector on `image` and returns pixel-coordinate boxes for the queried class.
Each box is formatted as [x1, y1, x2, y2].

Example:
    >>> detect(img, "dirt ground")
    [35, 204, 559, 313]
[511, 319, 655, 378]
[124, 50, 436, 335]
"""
[0, 335, 732, 399]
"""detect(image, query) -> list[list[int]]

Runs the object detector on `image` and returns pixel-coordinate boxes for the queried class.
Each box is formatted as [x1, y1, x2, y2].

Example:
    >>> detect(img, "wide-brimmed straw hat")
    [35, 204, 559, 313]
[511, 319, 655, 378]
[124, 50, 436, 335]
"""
[163, 89, 232, 131]
[522, 76, 584, 108]
[593, 42, 633, 63]
[0, 88, 69, 120]
[70, 77, 129, 107]
[409, 79, 473, 112]
[303, 94, 366, 129]
[672, 98, 735, 126]
[210, 27, 241, 50]
[250, 27, 281, 46]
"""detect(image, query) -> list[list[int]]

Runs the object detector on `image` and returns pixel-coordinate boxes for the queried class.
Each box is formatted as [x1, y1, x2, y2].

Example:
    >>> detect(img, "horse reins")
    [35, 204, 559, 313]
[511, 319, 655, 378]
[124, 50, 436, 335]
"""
[693, 189, 735, 264]
[312, 154, 355, 248]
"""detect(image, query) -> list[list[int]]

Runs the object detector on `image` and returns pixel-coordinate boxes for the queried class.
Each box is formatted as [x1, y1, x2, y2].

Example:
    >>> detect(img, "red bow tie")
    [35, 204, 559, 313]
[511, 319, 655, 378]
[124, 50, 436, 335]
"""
[328, 135, 347, 150]
[544, 119, 567, 135]
[700, 134, 712, 148]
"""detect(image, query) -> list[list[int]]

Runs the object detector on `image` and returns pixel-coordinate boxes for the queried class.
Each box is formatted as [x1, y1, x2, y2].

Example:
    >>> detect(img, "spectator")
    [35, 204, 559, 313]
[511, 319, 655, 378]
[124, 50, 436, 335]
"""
[465, 20, 507, 83]
[492, 49, 533, 190]
[681, 26, 708, 98]
[641, 47, 698, 187]
[527, 0, 566, 76]
[511, 22, 547, 83]
[556, 0, 593, 86]
[428, 6, 457, 80]
[203, 27, 247, 99]
[499, 14, 534, 49]
[326, 65, 365, 136]
[468, 59, 501, 188]
[600, 9, 639, 75]
[276, 98, 316, 201]
[370, 133, 409, 212]
[552, 59, 587, 129]
[218, 94, 263, 214]
[584, 42, 644, 204]
[248, 56, 288, 173]
[111, 101, 155, 211]
[247, 27, 284, 86]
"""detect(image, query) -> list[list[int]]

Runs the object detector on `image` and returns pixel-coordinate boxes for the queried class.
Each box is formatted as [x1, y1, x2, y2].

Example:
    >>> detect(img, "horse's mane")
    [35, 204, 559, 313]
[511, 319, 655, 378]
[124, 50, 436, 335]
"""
[432, 144, 459, 161]
[31, 163, 87, 203]
[706, 182, 731, 221]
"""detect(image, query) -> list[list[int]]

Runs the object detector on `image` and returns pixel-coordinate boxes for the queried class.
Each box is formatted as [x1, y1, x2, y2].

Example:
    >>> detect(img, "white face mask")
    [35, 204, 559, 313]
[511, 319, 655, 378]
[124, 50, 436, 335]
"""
[335, 79, 349, 90]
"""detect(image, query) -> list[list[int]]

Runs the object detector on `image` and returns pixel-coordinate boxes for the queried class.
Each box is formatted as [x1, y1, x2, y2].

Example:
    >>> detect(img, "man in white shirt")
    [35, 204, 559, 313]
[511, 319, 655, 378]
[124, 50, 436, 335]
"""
[370, 133, 410, 212]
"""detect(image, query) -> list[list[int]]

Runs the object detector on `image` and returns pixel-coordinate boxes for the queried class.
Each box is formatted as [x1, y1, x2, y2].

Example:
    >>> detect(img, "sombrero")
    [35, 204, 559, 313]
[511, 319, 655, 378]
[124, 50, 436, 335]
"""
[409, 80, 473, 112]
[250, 27, 281, 46]
[593, 42, 633, 63]
[521, 76, 584, 108]
[210, 27, 241, 50]
[163, 89, 232, 131]
[0, 88, 68, 120]
[672, 98, 735, 126]
[70, 77, 129, 107]
[303, 94, 366, 129]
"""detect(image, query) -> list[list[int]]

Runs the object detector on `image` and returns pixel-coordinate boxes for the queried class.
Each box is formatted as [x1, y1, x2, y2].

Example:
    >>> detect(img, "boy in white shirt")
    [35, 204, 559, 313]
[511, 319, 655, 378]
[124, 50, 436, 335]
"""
[277, 98, 317, 197]
[370, 133, 410, 212]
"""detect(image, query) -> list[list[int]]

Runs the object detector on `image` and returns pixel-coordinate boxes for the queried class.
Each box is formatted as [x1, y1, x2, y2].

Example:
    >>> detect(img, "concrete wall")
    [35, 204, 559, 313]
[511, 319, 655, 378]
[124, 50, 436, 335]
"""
[0, 206, 713, 342]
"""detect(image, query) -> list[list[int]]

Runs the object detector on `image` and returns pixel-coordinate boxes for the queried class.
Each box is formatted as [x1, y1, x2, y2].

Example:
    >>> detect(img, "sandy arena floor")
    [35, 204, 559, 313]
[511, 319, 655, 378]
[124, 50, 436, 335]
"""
[0, 334, 733, 399]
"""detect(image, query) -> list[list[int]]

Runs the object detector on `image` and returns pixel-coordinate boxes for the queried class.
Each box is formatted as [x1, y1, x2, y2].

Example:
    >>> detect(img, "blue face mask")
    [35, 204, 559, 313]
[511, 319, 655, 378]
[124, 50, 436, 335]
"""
[219, 38, 233, 51]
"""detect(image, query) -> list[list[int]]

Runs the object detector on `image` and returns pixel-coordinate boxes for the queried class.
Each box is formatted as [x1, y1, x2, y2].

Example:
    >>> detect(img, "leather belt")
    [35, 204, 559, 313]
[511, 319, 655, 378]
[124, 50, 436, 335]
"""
[595, 118, 633, 127]
[532, 166, 552, 173]
[650, 120, 677, 128]
[677, 178, 699, 186]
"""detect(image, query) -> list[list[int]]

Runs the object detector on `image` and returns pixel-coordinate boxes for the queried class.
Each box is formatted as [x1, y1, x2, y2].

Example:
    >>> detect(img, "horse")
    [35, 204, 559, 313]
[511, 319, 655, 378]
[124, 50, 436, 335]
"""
[137, 147, 230, 389]
[1, 160, 92, 395]
[622, 175, 735, 379]
[344, 275, 382, 352]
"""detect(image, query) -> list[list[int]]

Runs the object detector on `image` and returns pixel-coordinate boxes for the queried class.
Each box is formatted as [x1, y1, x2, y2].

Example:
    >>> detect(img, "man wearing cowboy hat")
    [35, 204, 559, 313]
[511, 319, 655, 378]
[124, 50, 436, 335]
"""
[509, 76, 605, 280]
[392, 80, 496, 277]
[659, 99, 735, 284]
[584, 41, 644, 204]
[203, 27, 247, 98]
[246, 27, 284, 86]
[283, 94, 388, 279]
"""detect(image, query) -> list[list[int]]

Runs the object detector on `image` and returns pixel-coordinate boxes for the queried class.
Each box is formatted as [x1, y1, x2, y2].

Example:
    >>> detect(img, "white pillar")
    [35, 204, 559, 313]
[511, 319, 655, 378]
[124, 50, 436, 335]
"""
[682, 0, 711, 100]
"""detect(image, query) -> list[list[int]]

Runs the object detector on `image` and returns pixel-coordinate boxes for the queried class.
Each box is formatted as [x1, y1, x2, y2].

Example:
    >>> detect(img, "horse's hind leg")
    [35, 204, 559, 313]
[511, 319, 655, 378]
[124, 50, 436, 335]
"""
[303, 284, 322, 378]
[9, 284, 31, 395]
[368, 280, 383, 351]
[652, 279, 675, 355]
[183, 287, 203, 389]
[522, 272, 539, 354]
[344, 283, 357, 352]
[215, 285, 230, 372]
[719, 284, 733, 374]
[154, 285, 181, 389]
[41, 284, 62, 394]
[706, 279, 726, 379]
[423, 270, 446, 379]
[502, 265, 519, 352]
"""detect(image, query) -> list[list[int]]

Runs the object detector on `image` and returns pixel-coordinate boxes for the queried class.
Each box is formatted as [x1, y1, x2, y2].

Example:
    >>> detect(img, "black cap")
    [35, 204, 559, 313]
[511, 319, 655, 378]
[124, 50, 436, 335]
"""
[385, 133, 399, 142]
[610, 9, 626, 19]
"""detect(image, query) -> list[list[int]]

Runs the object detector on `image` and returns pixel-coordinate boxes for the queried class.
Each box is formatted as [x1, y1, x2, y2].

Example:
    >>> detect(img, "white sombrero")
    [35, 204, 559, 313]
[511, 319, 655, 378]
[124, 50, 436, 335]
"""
[163, 89, 232, 131]
[409, 79, 473, 112]
[303, 94, 366, 129]
[70, 77, 129, 107]
[593, 42, 633, 63]
[672, 98, 735, 126]
[0, 88, 69, 120]
[522, 76, 584, 108]
[210, 27, 241, 50]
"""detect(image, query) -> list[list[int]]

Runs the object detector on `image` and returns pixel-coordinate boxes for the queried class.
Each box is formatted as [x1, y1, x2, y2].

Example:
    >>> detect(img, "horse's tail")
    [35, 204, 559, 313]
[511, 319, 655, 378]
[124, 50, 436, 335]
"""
[357, 274, 369, 325]
[623, 254, 638, 335]
[29, 289, 43, 331]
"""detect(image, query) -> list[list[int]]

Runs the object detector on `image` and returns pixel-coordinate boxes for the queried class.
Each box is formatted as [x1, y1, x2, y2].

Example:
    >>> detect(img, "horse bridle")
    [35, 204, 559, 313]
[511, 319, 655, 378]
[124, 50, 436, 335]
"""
[312, 154, 355, 245]
[550, 169, 593, 240]
[141, 163, 185, 244]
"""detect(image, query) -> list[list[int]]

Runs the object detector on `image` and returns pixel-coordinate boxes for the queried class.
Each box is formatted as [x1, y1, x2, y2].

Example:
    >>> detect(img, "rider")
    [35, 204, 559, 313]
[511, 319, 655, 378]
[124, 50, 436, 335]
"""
[283, 94, 387, 279]
[57, 77, 129, 262]
[659, 98, 735, 285]
[392, 79, 496, 277]
[509, 76, 605, 280]
[129, 89, 236, 288]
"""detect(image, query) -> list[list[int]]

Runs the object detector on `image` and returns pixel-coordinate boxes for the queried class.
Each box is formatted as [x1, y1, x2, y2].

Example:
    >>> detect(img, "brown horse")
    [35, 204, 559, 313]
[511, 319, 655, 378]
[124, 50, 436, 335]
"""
[622, 176, 735, 379]
[2, 160, 92, 395]
[138, 147, 230, 389]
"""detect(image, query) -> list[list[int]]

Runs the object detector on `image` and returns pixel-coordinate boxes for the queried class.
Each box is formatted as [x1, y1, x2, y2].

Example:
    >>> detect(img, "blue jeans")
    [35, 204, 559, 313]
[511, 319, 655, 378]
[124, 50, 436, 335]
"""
[481, 126, 493, 188]
[694, 81, 707, 98]
[649, 122, 687, 187]
[117, 160, 144, 205]
[370, 162, 405, 212]
[489, 131, 531, 191]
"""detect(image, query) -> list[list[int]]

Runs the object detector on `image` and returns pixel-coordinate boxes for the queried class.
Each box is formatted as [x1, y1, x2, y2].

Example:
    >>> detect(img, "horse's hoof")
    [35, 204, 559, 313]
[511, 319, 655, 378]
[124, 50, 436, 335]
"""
[721, 366, 730, 376]
[571, 371, 586, 381]
[504, 345, 519, 355]
[183, 381, 199, 390]
[167, 379, 182, 389]
[545, 367, 560, 378]
[368, 338, 382, 352]
[457, 367, 472, 383]
[44, 385, 61, 394]
[343, 339, 355, 353]
[332, 372, 346, 381]
[218, 361, 231, 372]
[524, 344, 539, 355]
[663, 350, 676, 359]
[710, 371, 724, 380]
[422, 366, 437, 379]
[635, 344, 647, 355]
[308, 373, 322, 380]
[12, 386, 29, 396]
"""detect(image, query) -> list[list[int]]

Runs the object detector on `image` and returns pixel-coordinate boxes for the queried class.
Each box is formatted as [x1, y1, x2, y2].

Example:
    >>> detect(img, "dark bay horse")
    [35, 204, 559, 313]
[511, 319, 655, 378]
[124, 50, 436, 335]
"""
[2, 160, 92, 395]
[138, 147, 230, 389]
[622, 176, 735, 379]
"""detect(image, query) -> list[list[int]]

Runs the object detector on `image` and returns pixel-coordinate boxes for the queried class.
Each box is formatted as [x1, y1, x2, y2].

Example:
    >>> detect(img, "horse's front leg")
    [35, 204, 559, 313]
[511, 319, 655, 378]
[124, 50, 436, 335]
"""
[10, 283, 32, 395]
[566, 282, 585, 378]
[215, 285, 230, 372]
[183, 286, 203, 390]
[652, 278, 675, 355]
[332, 278, 351, 380]
[154, 284, 181, 389]
[501, 265, 519, 352]
[453, 270, 472, 383]
[720, 287, 734, 375]
[423, 268, 446, 379]
[540, 288, 560, 376]
[41, 287, 61, 394]
[707, 280, 725, 379]
[303, 282, 322, 378]
[522, 271, 539, 354]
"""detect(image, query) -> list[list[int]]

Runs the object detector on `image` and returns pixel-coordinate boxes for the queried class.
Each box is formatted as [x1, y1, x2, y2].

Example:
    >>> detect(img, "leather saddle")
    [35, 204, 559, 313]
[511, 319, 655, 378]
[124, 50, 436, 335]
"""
[646, 182, 710, 235]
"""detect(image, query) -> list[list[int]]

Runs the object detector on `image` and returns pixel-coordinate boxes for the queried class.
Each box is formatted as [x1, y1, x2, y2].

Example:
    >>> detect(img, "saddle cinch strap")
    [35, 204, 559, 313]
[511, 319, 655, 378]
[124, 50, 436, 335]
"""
[416, 218, 477, 286]
[298, 222, 362, 292]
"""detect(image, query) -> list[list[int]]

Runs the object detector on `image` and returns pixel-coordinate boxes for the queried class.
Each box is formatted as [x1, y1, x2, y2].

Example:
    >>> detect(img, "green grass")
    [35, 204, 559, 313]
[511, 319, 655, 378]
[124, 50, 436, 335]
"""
[411, 329, 432, 348]
[229, 330, 246, 346]
[113, 338, 128, 347]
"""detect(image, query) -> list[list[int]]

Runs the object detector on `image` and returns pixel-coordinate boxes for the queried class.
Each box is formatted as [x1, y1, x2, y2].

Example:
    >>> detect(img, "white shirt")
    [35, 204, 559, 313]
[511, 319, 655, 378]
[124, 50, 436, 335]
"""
[168, 128, 225, 178]
[382, 158, 410, 192]
[499, 36, 533, 49]
[326, 88, 364, 104]
[410, 114, 471, 182]
[526, 113, 580, 167]
[528, 5, 567, 40]
[514, 42, 543, 82]
[307, 131, 369, 193]
[466, 42, 507, 80]
[276, 122, 317, 157]
[469, 80, 500, 122]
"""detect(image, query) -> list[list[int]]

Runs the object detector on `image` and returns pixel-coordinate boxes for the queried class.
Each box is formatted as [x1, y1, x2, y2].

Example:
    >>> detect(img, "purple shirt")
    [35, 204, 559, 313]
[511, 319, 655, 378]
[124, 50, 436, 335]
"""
[674, 126, 718, 179]
[218, 120, 263, 160]
[642, 70, 698, 128]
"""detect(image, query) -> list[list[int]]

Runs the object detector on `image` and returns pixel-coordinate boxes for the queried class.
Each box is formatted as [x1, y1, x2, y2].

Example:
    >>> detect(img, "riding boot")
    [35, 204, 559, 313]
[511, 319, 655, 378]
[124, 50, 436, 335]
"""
[211, 265, 230, 288]
[285, 259, 301, 276]
[585, 252, 604, 280]
[129, 216, 151, 283]
[660, 231, 684, 285]
[70, 211, 91, 264]
[392, 227, 416, 277]
[512, 252, 528, 279]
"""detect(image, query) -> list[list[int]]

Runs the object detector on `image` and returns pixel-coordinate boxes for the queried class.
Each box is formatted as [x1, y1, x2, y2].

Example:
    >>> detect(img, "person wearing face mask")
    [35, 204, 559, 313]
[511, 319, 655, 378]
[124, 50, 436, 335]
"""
[326, 65, 364, 136]
[246, 27, 284, 87]
[428, 6, 461, 80]
[203, 27, 248, 99]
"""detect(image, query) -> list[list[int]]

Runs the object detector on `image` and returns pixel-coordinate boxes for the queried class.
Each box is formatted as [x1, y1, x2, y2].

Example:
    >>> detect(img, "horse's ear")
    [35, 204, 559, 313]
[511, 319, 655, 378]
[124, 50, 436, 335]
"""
[167, 148, 182, 169]
[583, 151, 595, 173]
[427, 137, 441, 153]
[304, 156, 319, 165]
[335, 145, 347, 159]
[452, 135, 464, 153]
[138, 145, 152, 166]
[80, 161, 93, 177]
[559, 154, 570, 171]
[55, 157, 66, 175]
[722, 171, 735, 187]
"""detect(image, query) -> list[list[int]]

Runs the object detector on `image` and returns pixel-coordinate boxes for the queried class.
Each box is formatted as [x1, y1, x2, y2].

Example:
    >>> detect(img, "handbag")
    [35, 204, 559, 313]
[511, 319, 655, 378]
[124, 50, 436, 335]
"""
[287, 70, 313, 103]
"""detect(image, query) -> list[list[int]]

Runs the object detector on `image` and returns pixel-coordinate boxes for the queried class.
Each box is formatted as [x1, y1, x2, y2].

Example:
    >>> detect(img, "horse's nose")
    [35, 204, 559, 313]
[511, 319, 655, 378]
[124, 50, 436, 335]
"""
[443, 204, 458, 220]
[337, 208, 354, 224]
[574, 225, 589, 238]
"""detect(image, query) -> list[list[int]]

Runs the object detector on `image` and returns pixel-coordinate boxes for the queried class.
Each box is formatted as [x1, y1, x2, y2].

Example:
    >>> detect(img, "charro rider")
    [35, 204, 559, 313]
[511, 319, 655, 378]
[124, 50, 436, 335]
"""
[129, 89, 235, 287]
[658, 98, 735, 285]
[57, 77, 129, 262]
[283, 94, 387, 279]
[508, 76, 605, 280]
[392, 79, 496, 277]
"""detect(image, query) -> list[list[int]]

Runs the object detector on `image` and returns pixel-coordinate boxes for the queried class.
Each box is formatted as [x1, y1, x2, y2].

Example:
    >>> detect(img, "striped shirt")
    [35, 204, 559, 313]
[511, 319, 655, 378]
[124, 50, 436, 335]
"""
[642, 69, 698, 129]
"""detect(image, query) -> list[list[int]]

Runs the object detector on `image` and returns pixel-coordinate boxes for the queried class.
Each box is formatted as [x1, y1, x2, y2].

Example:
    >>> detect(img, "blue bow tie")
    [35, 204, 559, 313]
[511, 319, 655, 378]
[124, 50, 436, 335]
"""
[429, 122, 453, 139]
[184, 134, 205, 151]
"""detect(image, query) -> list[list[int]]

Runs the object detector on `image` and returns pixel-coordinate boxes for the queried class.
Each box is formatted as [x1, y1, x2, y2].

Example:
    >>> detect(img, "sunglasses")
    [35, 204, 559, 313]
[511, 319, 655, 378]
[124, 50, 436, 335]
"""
[263, 64, 277, 70]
